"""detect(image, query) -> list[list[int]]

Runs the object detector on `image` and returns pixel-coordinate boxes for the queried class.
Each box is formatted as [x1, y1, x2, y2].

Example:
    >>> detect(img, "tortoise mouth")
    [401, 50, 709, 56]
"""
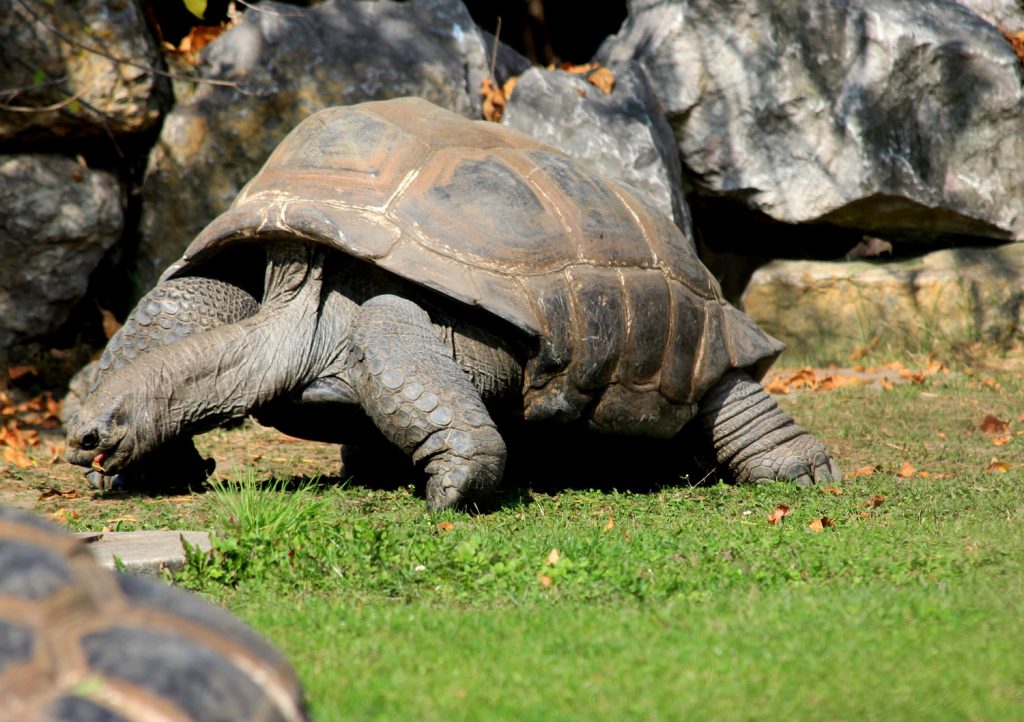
[65, 430, 127, 473]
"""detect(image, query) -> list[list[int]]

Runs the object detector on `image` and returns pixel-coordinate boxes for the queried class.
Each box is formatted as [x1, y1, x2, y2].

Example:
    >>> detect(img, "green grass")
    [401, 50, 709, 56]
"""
[21, 350, 1009, 720]
[165, 355, 1024, 720]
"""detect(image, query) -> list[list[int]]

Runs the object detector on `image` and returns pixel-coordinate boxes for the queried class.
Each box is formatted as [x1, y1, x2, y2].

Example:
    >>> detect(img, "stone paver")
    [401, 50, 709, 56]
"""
[75, 530, 211, 576]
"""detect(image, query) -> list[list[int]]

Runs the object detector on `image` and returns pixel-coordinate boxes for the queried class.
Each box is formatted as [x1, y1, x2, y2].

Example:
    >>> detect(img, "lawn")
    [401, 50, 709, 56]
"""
[3, 347, 1023, 720]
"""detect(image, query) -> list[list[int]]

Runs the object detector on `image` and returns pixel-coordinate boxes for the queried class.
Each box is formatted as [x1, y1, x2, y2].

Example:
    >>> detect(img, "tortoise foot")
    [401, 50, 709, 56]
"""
[699, 370, 842, 486]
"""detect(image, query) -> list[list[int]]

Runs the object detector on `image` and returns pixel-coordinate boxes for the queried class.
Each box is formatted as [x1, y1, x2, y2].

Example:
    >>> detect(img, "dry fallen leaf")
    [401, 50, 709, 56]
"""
[539, 573, 554, 588]
[546, 547, 561, 566]
[1004, 28, 1024, 64]
[985, 458, 1010, 474]
[808, 517, 836, 532]
[821, 486, 843, 495]
[7, 365, 38, 382]
[864, 495, 886, 508]
[602, 514, 615, 532]
[896, 461, 916, 478]
[850, 465, 877, 478]
[587, 66, 615, 94]
[767, 504, 792, 525]
[106, 516, 139, 525]
[3, 446, 33, 468]
[436, 521, 454, 532]
[480, 76, 519, 122]
[916, 470, 954, 479]
[38, 488, 79, 501]
[980, 414, 1010, 435]
[48, 508, 79, 524]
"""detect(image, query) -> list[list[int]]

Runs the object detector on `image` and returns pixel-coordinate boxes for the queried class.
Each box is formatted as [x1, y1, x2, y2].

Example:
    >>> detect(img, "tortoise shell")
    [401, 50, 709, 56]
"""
[163, 97, 783, 437]
[0, 508, 307, 721]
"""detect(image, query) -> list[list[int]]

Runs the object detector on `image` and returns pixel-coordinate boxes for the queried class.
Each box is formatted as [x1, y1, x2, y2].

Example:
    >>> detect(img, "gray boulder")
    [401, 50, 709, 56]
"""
[0, 155, 123, 348]
[599, 0, 1024, 243]
[956, 0, 1024, 29]
[0, 0, 166, 140]
[135, 0, 492, 290]
[503, 62, 690, 230]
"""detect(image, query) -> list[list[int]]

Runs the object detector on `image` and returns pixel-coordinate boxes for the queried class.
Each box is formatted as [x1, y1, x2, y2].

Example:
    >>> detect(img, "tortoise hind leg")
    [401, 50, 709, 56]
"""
[348, 295, 506, 511]
[697, 371, 841, 485]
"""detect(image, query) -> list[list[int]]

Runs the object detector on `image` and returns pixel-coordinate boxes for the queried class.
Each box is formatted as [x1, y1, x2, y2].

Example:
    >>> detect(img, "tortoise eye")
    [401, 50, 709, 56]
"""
[80, 431, 99, 451]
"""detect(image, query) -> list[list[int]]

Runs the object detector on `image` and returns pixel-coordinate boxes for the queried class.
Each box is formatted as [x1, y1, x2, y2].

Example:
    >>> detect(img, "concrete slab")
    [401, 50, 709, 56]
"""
[75, 530, 212, 576]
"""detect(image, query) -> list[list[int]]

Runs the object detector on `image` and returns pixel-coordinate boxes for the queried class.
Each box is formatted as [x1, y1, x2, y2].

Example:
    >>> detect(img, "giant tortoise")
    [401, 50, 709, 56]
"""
[65, 97, 840, 510]
[0, 507, 308, 721]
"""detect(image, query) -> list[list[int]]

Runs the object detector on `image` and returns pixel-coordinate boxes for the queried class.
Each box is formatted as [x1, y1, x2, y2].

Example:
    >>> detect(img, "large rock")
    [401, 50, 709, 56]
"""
[599, 0, 1024, 244]
[136, 0, 492, 290]
[957, 1, 1024, 29]
[741, 244, 1024, 357]
[0, 0, 166, 140]
[0, 155, 123, 348]
[503, 62, 690, 229]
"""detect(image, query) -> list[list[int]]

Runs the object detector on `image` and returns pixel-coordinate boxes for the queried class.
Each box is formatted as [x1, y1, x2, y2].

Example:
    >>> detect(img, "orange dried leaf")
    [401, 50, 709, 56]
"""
[1003, 29, 1024, 63]
[767, 504, 792, 525]
[106, 516, 139, 525]
[850, 465, 877, 478]
[99, 307, 122, 339]
[502, 76, 518, 101]
[808, 517, 835, 532]
[879, 377, 894, 391]
[480, 77, 508, 122]
[980, 414, 1010, 435]
[546, 547, 561, 566]
[2, 446, 32, 468]
[864, 495, 885, 508]
[992, 433, 1012, 447]
[896, 461, 916, 478]
[7, 365, 37, 382]
[821, 486, 843, 495]
[561, 61, 599, 74]
[602, 514, 615, 532]
[587, 66, 615, 94]
[38, 487, 78, 501]
[47, 508, 79, 524]
[436, 521, 454, 532]
[985, 458, 1010, 474]
[539, 573, 554, 588]
[981, 378, 1001, 390]
[763, 378, 790, 394]
[849, 335, 879, 361]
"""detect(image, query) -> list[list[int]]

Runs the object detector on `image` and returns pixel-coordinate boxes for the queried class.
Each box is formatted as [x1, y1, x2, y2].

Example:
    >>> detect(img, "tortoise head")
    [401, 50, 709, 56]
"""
[64, 369, 166, 477]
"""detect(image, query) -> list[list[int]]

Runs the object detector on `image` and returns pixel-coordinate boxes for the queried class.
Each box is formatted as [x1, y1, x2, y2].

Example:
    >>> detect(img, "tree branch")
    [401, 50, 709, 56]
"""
[13, 0, 247, 92]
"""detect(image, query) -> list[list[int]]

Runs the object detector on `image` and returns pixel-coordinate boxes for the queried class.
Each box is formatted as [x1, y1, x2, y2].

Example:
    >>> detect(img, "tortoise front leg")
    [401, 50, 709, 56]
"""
[697, 371, 842, 485]
[347, 295, 506, 511]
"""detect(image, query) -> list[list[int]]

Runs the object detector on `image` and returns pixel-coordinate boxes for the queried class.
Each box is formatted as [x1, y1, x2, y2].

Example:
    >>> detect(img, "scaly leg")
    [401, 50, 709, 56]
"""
[347, 295, 506, 510]
[698, 371, 841, 485]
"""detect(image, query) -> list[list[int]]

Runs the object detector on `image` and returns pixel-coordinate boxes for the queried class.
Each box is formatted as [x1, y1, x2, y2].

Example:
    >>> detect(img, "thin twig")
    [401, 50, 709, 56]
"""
[489, 16, 502, 82]
[234, 0, 302, 17]
[14, 0, 244, 91]
[0, 75, 70, 98]
[0, 87, 88, 113]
